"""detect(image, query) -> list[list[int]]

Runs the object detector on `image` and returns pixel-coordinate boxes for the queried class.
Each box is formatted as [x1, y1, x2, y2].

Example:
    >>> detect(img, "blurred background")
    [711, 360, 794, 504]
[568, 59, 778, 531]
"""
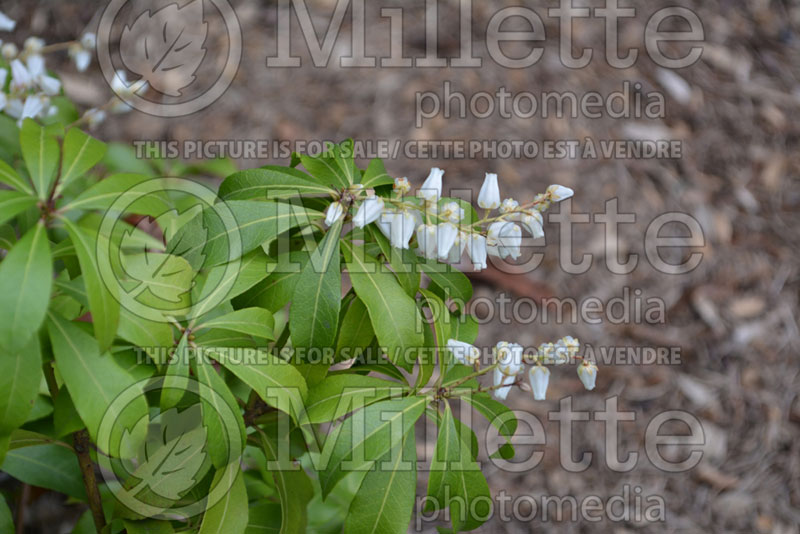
[2, 0, 799, 532]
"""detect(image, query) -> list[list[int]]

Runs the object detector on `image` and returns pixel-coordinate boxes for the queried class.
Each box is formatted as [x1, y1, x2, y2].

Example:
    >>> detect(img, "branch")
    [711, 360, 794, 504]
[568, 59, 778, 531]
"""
[73, 430, 106, 534]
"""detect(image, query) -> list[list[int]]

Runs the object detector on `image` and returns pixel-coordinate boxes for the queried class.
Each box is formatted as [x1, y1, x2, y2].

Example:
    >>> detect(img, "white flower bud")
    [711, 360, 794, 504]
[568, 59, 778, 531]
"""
[416, 223, 437, 259]
[393, 177, 410, 195]
[353, 195, 384, 228]
[80, 32, 97, 50]
[1, 42, 18, 59]
[577, 361, 597, 390]
[436, 222, 459, 261]
[547, 184, 574, 201]
[418, 167, 443, 202]
[19, 94, 48, 124]
[69, 44, 92, 72]
[324, 201, 344, 227]
[24, 37, 45, 54]
[447, 339, 480, 365]
[478, 173, 501, 209]
[83, 107, 106, 128]
[446, 231, 467, 263]
[529, 365, 550, 400]
[10, 59, 32, 92]
[493, 368, 516, 401]
[519, 212, 544, 239]
[500, 198, 519, 214]
[468, 233, 487, 271]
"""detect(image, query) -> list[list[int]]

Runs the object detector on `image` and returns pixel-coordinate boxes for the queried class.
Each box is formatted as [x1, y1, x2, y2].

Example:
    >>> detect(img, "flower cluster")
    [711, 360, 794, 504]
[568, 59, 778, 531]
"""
[0, 15, 143, 128]
[447, 337, 598, 402]
[324, 167, 574, 270]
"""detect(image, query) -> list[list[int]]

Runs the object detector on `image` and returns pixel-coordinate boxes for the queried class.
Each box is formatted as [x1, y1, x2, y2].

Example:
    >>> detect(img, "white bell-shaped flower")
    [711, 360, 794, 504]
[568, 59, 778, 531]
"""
[529, 365, 550, 400]
[10, 59, 32, 92]
[418, 167, 443, 203]
[69, 44, 92, 72]
[577, 361, 598, 390]
[447, 339, 480, 366]
[468, 233, 487, 271]
[1, 43, 18, 60]
[23, 37, 44, 54]
[389, 210, 417, 249]
[547, 184, 574, 201]
[493, 367, 516, 401]
[436, 222, 459, 260]
[487, 221, 522, 260]
[353, 195, 385, 228]
[478, 173, 501, 209]
[446, 231, 467, 263]
[440, 201, 464, 224]
[0, 12, 16, 32]
[19, 95, 48, 124]
[81, 33, 97, 50]
[27, 55, 61, 96]
[416, 223, 437, 259]
[496, 341, 524, 376]
[324, 201, 344, 227]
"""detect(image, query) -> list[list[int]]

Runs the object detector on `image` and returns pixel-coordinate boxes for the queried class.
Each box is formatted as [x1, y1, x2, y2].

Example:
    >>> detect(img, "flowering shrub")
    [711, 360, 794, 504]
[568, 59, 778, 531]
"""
[0, 16, 596, 534]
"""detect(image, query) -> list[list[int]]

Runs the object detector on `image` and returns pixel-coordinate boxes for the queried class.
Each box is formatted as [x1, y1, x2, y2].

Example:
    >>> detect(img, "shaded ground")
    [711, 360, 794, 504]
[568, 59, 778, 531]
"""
[1, 0, 799, 532]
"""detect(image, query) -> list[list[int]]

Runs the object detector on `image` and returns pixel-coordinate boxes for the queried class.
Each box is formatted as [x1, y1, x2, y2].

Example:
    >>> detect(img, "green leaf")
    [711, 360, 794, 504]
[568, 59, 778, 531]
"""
[416, 259, 473, 309]
[461, 392, 517, 439]
[198, 469, 248, 534]
[0, 222, 52, 353]
[369, 226, 420, 298]
[0, 495, 12, 534]
[320, 395, 426, 497]
[344, 243, 424, 371]
[258, 428, 313, 534]
[426, 403, 492, 532]
[299, 140, 357, 188]
[335, 297, 374, 361]
[118, 252, 194, 317]
[20, 118, 59, 199]
[344, 429, 416, 534]
[57, 128, 107, 194]
[62, 217, 119, 351]
[302, 374, 404, 424]
[47, 312, 148, 448]
[123, 519, 175, 534]
[63, 173, 168, 216]
[359, 158, 394, 188]
[245, 503, 282, 534]
[0, 190, 38, 226]
[160, 333, 191, 410]
[1, 443, 87, 500]
[233, 251, 309, 312]
[198, 308, 275, 340]
[118, 310, 175, 364]
[169, 200, 323, 268]
[0, 158, 33, 195]
[416, 288, 450, 390]
[0, 336, 41, 441]
[219, 167, 334, 201]
[193, 354, 247, 468]
[207, 349, 307, 422]
[290, 219, 343, 355]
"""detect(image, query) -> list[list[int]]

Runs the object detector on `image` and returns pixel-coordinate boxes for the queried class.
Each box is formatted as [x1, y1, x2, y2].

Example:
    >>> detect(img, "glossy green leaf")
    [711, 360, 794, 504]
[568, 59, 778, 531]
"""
[63, 173, 168, 216]
[57, 128, 107, 194]
[426, 403, 492, 532]
[233, 251, 309, 312]
[198, 469, 248, 534]
[0, 222, 52, 353]
[0, 159, 33, 195]
[359, 158, 394, 188]
[299, 140, 357, 188]
[1, 443, 87, 500]
[344, 243, 424, 371]
[416, 288, 450, 390]
[47, 312, 147, 449]
[302, 374, 404, 424]
[344, 429, 416, 534]
[219, 167, 334, 200]
[320, 395, 426, 497]
[259, 428, 313, 534]
[0, 495, 12, 533]
[123, 519, 175, 534]
[20, 118, 59, 199]
[0, 190, 38, 226]
[0, 336, 41, 463]
[290, 219, 342, 355]
[198, 307, 275, 340]
[369, 226, 420, 298]
[335, 297, 374, 362]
